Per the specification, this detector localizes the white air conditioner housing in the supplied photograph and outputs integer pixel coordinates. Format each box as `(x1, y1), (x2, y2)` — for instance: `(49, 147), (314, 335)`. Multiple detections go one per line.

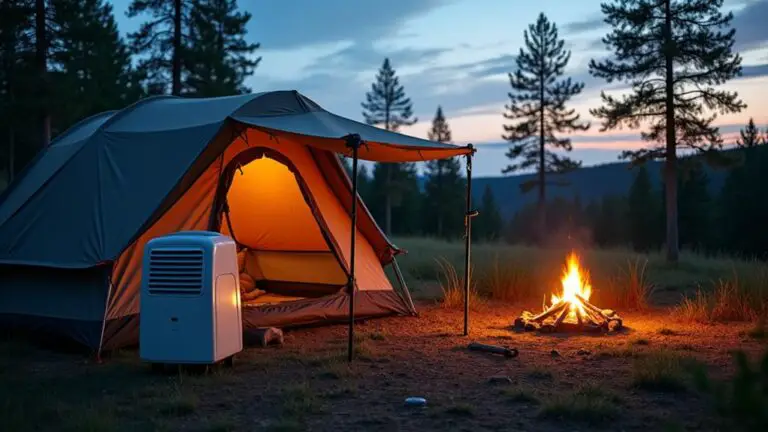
(139, 231), (243, 365)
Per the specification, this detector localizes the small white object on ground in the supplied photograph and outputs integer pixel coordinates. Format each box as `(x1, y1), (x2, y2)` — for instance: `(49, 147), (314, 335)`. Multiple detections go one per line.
(405, 397), (427, 407)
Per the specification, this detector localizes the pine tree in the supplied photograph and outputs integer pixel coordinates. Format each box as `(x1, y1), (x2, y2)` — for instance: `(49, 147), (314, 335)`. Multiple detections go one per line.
(51, 0), (144, 133)
(422, 106), (465, 239)
(340, 156), (372, 201)
(0, 0), (34, 183)
(502, 13), (590, 243)
(736, 118), (763, 148)
(476, 185), (503, 242)
(717, 147), (768, 257)
(627, 165), (659, 251)
(677, 160), (711, 251)
(594, 195), (628, 247)
(361, 58), (418, 235)
(184, 0), (260, 96)
(367, 161), (421, 236)
(34, 0), (51, 149)
(127, 0), (193, 95)
(589, 0), (746, 263)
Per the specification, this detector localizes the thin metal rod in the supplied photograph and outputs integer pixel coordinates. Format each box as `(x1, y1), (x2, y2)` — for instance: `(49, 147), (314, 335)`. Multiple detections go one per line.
(96, 262), (117, 363)
(462, 144), (475, 336)
(346, 136), (361, 362)
(392, 257), (417, 315)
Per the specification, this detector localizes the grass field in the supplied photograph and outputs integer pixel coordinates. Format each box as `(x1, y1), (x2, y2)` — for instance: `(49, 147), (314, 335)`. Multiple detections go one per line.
(392, 237), (768, 321)
(2, 239), (768, 431)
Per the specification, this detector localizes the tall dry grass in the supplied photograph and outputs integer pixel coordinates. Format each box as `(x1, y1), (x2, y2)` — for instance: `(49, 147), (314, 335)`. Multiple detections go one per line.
(674, 267), (768, 322)
(434, 258), (483, 310)
(391, 237), (768, 320)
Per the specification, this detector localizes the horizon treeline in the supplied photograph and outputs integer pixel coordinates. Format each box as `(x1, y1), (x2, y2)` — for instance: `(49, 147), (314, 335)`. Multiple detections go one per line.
(0, 0), (260, 182)
(506, 134), (768, 260)
(2, 1), (767, 263)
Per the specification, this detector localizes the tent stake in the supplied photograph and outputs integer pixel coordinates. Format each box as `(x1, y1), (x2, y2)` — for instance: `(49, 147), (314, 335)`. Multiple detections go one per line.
(345, 134), (363, 362)
(463, 144), (477, 336)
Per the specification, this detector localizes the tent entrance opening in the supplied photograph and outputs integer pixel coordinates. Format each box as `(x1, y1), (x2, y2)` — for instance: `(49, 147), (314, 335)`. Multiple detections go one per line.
(219, 154), (347, 306)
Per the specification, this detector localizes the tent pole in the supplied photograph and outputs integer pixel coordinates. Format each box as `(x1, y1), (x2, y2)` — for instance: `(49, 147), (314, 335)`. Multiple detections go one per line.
(345, 134), (363, 362)
(392, 257), (417, 315)
(463, 144), (476, 336)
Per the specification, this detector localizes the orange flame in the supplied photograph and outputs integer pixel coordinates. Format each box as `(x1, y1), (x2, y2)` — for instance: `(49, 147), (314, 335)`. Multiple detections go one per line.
(550, 252), (592, 321)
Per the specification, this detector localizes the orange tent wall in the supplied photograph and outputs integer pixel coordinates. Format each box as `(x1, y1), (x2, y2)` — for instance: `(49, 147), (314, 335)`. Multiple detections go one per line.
(107, 127), (395, 326)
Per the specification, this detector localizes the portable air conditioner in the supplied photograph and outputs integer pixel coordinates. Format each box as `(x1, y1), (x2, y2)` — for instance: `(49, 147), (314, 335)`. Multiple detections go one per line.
(139, 231), (243, 365)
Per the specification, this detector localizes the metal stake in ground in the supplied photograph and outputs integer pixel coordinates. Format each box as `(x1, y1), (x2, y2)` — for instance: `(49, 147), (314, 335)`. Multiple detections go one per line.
(345, 134), (363, 362)
(462, 144), (477, 336)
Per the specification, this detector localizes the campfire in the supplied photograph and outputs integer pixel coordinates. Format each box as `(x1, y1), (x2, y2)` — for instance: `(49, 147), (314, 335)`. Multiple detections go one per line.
(514, 252), (623, 333)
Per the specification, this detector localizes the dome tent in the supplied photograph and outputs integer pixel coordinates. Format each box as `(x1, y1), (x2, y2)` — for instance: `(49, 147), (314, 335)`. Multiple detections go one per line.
(0, 91), (473, 352)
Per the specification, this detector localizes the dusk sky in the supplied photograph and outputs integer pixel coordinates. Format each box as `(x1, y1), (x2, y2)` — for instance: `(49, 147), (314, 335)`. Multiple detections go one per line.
(111, 0), (768, 177)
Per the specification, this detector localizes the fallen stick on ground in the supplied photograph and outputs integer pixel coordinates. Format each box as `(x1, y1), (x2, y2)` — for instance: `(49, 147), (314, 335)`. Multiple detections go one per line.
(467, 342), (519, 358)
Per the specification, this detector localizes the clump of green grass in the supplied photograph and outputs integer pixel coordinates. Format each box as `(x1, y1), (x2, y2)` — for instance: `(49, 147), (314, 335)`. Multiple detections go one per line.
(281, 382), (320, 418)
(675, 269), (768, 323)
(436, 258), (483, 310)
(157, 381), (199, 417)
(538, 383), (621, 425)
(632, 350), (701, 393)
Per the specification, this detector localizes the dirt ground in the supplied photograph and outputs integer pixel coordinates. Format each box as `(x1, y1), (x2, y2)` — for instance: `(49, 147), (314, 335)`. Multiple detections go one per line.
(2, 302), (766, 431)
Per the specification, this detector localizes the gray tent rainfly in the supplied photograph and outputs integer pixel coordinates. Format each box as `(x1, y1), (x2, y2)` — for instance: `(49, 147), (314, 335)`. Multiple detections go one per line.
(0, 91), (475, 352)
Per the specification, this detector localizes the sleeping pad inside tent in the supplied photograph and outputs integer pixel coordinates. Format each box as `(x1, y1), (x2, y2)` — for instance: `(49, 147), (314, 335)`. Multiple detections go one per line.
(0, 91), (472, 351)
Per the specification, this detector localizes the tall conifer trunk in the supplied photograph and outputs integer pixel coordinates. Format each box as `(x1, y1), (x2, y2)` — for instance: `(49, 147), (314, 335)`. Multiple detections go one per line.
(663, 0), (678, 262)
(35, 0), (50, 148)
(172, 0), (182, 95)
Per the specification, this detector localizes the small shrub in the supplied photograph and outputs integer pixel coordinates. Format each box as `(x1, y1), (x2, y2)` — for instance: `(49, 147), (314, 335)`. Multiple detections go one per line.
(632, 350), (699, 393)
(630, 338), (650, 346)
(658, 328), (677, 336)
(538, 383), (620, 425)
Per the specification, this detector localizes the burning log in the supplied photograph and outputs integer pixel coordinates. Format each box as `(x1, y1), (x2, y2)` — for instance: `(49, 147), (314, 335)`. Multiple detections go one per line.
(513, 252), (624, 334)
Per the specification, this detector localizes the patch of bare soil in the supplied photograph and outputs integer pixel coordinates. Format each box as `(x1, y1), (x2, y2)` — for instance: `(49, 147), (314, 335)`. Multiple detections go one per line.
(2, 302), (766, 431)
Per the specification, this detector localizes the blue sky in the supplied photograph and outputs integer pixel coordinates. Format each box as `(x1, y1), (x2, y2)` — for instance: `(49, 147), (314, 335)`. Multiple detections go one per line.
(111, 0), (768, 177)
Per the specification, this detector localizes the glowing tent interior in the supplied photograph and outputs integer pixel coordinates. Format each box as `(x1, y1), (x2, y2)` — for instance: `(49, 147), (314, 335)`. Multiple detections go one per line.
(0, 91), (474, 353)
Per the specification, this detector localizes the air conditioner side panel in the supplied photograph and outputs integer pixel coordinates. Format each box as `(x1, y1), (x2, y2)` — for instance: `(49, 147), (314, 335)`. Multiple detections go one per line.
(213, 273), (243, 361)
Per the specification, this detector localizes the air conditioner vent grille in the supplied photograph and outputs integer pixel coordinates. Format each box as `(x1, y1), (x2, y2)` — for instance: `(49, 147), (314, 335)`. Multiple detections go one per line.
(148, 248), (204, 295)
